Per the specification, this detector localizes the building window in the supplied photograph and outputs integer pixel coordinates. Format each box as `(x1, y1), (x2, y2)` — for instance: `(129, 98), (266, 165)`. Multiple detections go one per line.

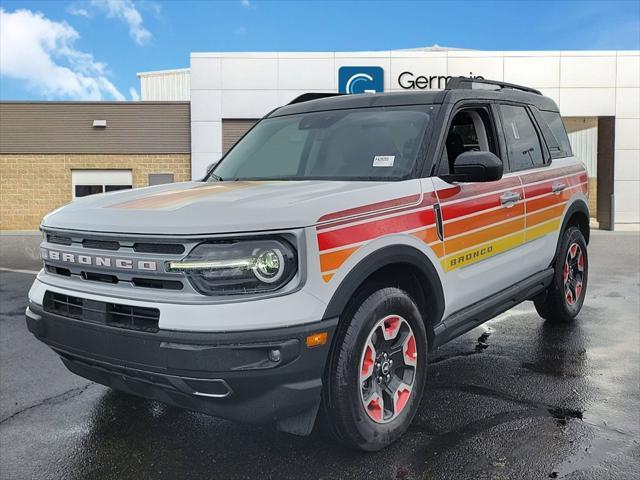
(148, 173), (174, 186)
(72, 170), (133, 199)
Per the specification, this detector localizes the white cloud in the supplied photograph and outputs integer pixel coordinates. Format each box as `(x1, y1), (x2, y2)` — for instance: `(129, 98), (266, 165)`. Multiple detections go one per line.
(0, 8), (125, 100)
(90, 0), (151, 45)
(67, 5), (91, 17)
(129, 86), (140, 101)
(240, 0), (251, 8)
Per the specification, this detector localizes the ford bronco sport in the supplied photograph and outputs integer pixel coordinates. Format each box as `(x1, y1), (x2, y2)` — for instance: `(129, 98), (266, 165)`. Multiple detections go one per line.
(26, 77), (589, 451)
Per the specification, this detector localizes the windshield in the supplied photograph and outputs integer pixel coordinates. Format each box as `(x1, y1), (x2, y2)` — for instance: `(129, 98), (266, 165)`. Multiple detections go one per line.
(210, 105), (438, 181)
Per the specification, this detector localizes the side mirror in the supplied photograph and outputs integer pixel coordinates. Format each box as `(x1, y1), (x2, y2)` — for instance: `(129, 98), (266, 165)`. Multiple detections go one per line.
(441, 151), (503, 183)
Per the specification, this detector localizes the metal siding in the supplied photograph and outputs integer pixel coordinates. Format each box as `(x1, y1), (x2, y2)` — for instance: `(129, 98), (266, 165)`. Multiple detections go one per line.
(139, 69), (190, 101)
(0, 102), (190, 154)
(222, 119), (258, 154)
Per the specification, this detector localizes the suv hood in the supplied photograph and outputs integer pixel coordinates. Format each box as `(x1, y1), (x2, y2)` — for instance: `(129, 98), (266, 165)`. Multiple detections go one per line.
(42, 180), (421, 235)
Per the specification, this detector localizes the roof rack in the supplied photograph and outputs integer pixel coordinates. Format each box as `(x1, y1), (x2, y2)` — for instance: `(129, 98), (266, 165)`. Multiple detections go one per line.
(287, 93), (345, 105)
(446, 77), (542, 95)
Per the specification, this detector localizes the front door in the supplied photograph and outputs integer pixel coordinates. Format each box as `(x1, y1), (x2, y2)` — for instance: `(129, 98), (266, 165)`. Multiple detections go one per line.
(431, 105), (528, 315)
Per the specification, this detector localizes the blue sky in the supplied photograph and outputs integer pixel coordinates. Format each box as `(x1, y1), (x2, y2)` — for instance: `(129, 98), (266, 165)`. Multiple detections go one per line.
(1, 0), (639, 101)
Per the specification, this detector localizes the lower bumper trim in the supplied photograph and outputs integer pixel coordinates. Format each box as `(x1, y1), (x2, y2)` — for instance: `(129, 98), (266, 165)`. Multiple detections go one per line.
(26, 303), (338, 425)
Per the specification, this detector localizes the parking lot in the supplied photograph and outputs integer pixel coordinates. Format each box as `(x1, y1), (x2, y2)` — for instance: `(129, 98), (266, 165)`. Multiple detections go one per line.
(1, 231), (638, 480)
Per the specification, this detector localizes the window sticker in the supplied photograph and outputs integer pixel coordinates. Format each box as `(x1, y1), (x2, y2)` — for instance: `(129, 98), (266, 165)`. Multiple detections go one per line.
(373, 155), (395, 167)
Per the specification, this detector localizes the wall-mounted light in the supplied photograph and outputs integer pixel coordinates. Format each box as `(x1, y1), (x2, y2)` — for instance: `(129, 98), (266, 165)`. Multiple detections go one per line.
(92, 119), (107, 128)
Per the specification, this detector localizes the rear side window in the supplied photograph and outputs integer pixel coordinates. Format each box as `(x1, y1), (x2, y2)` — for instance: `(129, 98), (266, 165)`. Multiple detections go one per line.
(540, 110), (573, 158)
(499, 105), (545, 171)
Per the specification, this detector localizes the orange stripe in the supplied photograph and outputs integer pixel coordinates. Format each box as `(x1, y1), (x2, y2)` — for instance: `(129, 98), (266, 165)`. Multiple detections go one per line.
(527, 204), (565, 227)
(444, 203), (525, 237)
(526, 193), (564, 213)
(322, 274), (334, 282)
(430, 242), (445, 258)
(444, 217), (524, 255)
(411, 226), (439, 244)
(320, 247), (359, 272)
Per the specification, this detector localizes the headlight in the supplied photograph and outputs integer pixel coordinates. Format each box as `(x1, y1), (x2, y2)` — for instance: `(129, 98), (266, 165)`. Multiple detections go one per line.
(167, 238), (297, 296)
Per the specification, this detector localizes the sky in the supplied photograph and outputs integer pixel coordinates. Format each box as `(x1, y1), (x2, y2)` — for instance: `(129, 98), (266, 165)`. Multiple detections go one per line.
(1, 0), (639, 101)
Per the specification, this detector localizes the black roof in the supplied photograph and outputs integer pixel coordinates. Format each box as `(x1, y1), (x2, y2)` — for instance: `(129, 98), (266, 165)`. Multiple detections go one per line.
(269, 86), (559, 118)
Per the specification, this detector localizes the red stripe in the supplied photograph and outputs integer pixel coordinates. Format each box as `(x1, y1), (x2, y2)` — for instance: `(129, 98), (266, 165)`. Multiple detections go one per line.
(317, 193), (436, 231)
(318, 208), (436, 251)
(317, 194), (421, 223)
(440, 189), (523, 221)
(437, 177), (521, 202)
(523, 172), (587, 199)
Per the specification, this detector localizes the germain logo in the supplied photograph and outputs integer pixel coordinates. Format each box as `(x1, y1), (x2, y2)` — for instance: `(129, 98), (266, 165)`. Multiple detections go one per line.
(398, 72), (485, 90)
(338, 66), (384, 94)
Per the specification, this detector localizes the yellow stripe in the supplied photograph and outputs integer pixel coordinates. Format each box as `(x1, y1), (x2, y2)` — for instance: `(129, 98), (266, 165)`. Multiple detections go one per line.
(441, 231), (525, 272)
(526, 217), (562, 242)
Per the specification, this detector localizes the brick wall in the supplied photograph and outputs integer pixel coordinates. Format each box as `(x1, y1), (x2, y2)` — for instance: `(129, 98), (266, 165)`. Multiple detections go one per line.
(0, 154), (190, 231)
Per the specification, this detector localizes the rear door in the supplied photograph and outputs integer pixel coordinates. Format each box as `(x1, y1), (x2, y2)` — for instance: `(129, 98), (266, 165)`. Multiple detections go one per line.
(498, 103), (566, 277)
(431, 103), (527, 315)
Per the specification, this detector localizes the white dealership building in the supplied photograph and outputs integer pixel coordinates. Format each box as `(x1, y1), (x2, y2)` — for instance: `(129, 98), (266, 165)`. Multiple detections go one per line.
(138, 46), (640, 229)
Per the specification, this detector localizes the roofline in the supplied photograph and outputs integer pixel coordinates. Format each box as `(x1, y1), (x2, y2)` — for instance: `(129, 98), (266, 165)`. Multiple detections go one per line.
(0, 101), (190, 105)
(137, 68), (190, 77)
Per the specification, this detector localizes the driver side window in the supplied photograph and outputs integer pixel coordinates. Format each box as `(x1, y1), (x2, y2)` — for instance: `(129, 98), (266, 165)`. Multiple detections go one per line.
(439, 107), (498, 175)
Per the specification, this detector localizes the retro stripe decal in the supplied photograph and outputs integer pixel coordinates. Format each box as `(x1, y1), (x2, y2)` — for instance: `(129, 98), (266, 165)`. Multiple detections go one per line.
(109, 182), (260, 210)
(316, 165), (588, 281)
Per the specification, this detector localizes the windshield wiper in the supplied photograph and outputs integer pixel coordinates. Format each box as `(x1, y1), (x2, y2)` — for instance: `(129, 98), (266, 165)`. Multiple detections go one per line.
(208, 173), (224, 182)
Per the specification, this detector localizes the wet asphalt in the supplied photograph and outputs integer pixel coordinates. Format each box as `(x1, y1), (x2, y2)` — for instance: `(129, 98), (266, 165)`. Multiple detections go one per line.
(1, 231), (638, 480)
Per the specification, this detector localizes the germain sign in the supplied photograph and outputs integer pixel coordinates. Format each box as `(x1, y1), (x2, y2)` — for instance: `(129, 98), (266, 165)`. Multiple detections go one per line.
(397, 72), (485, 90)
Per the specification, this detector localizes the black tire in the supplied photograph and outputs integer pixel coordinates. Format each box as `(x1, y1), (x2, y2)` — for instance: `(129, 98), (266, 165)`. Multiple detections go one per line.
(320, 286), (428, 451)
(534, 226), (588, 323)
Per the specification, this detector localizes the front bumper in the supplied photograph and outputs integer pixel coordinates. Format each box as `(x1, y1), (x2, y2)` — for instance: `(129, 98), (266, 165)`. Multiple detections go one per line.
(26, 303), (337, 428)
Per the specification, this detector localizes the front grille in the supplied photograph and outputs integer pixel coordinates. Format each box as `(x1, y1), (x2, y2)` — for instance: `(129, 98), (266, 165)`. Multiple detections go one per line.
(82, 239), (120, 251)
(48, 234), (72, 246)
(134, 243), (185, 254)
(44, 291), (160, 332)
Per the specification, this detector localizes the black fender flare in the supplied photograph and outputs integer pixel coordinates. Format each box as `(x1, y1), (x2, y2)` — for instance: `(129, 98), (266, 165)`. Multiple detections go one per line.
(322, 244), (445, 324)
(558, 198), (590, 246)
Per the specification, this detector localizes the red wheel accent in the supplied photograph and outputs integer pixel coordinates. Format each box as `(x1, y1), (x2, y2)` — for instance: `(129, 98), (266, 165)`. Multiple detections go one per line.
(366, 394), (383, 422)
(383, 316), (401, 340)
(394, 385), (411, 415)
(361, 343), (375, 380)
(563, 261), (569, 283)
(566, 289), (574, 305)
(577, 252), (584, 271)
(569, 243), (578, 257)
(403, 334), (417, 366)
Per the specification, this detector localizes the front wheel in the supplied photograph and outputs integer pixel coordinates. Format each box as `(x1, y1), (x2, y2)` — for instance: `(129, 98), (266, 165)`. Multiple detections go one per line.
(535, 226), (588, 323)
(320, 287), (427, 451)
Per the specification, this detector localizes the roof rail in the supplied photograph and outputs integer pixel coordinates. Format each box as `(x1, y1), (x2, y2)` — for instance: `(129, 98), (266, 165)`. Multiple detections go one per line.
(287, 92), (345, 105)
(446, 77), (542, 95)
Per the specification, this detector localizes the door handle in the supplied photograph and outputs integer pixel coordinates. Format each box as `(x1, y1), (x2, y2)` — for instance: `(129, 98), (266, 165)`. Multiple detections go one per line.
(500, 191), (521, 208)
(552, 183), (567, 195)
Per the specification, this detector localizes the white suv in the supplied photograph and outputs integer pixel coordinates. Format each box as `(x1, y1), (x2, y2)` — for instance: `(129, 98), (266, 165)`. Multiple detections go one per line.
(27, 78), (589, 451)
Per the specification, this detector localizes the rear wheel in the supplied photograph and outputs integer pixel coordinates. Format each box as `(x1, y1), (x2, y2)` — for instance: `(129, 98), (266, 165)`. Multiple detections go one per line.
(320, 287), (427, 451)
(535, 226), (588, 323)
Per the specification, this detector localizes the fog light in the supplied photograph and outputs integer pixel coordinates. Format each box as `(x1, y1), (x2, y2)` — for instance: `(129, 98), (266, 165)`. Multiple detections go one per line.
(268, 349), (281, 362)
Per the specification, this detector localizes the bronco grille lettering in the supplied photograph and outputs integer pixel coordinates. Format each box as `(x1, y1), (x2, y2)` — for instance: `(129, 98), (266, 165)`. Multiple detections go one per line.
(42, 248), (158, 272)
